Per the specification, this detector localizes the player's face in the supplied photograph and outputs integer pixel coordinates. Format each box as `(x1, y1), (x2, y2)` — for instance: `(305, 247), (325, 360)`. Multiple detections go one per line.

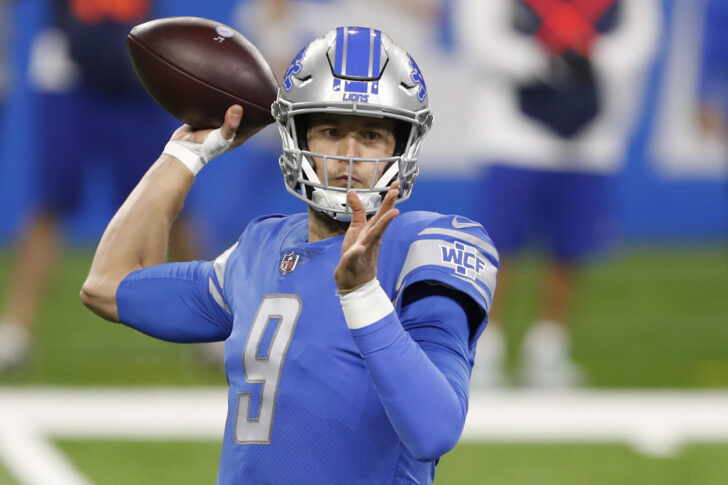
(306, 114), (397, 189)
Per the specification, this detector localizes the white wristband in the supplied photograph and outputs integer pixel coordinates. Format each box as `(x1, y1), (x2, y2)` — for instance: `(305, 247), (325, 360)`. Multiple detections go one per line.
(162, 126), (234, 176)
(339, 279), (394, 330)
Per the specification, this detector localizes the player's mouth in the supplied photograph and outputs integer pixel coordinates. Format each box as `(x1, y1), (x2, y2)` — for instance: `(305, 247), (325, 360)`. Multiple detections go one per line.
(330, 174), (365, 188)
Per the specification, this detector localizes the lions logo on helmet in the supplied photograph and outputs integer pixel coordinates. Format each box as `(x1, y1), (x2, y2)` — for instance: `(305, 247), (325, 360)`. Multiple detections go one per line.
(282, 47), (306, 93)
(271, 26), (433, 221)
(408, 55), (428, 103)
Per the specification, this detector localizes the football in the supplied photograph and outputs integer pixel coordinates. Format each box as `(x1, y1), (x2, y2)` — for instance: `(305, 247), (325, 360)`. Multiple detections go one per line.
(127, 16), (278, 136)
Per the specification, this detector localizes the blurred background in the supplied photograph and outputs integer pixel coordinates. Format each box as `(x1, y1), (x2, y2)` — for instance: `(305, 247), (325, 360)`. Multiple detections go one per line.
(0, 0), (726, 484)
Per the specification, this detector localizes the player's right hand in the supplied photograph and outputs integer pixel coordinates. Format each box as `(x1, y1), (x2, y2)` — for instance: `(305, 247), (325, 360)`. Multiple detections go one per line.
(170, 104), (246, 144)
(163, 105), (251, 175)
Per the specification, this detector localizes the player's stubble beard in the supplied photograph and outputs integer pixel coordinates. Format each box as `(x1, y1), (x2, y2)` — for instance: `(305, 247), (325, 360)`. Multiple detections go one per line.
(308, 206), (350, 238)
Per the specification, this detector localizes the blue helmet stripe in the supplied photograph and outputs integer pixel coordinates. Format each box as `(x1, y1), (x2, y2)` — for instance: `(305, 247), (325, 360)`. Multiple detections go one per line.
(344, 27), (371, 78)
(334, 27), (345, 76)
(371, 29), (382, 78)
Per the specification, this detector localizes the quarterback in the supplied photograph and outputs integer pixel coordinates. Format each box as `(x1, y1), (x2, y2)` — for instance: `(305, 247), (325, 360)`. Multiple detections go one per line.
(81, 27), (498, 484)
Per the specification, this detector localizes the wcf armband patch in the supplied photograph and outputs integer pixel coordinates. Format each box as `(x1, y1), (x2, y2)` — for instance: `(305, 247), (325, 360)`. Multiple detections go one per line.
(439, 241), (487, 280)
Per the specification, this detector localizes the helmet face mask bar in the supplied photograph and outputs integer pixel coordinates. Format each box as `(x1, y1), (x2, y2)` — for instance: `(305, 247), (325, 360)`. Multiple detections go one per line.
(272, 27), (433, 221)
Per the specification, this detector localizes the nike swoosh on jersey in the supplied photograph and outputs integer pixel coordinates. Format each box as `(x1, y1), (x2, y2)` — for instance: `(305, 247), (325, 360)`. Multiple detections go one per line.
(451, 216), (481, 229)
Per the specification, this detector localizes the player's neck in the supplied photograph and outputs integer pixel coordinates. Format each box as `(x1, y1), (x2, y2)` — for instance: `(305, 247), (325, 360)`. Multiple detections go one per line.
(307, 208), (348, 242)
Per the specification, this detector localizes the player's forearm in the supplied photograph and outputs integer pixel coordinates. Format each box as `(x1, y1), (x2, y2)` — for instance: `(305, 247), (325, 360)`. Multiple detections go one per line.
(81, 155), (194, 321)
(351, 311), (468, 461)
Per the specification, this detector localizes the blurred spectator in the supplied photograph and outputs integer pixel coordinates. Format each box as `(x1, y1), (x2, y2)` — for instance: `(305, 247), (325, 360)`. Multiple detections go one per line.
(697, 0), (728, 144)
(455, 0), (660, 387)
(0, 0), (200, 374)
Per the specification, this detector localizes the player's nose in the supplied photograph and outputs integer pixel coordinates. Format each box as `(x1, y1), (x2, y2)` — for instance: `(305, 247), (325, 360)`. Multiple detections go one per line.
(338, 132), (362, 159)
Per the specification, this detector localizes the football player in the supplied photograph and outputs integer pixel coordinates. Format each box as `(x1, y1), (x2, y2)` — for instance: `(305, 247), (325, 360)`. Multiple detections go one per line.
(81, 27), (498, 484)
(455, 0), (660, 388)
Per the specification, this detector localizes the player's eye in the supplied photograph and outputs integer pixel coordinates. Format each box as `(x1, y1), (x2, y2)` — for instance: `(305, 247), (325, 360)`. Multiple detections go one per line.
(364, 130), (382, 141)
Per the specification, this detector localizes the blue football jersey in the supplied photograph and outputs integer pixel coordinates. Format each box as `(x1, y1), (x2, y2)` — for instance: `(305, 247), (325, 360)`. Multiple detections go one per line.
(206, 210), (498, 484)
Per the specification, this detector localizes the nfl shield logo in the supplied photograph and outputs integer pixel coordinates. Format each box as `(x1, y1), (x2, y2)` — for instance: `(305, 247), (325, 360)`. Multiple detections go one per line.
(279, 252), (299, 274)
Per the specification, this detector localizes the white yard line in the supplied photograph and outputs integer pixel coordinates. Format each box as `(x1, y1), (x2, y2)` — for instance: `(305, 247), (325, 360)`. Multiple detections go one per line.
(0, 416), (93, 485)
(2, 388), (728, 484)
(0, 388), (228, 439)
(464, 390), (728, 456)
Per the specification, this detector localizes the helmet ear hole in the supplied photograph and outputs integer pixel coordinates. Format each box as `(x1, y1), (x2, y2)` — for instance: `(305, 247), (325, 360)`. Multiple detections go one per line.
(394, 121), (411, 156)
(294, 114), (311, 151)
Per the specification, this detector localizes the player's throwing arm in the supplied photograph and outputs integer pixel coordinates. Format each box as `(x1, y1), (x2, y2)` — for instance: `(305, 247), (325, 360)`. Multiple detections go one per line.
(80, 106), (244, 322)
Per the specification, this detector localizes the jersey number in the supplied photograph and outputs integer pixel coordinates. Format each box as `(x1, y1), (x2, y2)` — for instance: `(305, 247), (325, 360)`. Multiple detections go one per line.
(235, 295), (302, 444)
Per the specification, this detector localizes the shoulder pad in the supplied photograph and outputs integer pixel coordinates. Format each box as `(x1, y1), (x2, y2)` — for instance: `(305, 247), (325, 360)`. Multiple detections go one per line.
(387, 212), (499, 312)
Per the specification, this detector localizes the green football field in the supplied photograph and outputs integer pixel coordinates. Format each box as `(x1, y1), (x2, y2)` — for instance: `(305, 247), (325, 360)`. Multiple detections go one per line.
(0, 440), (725, 485)
(1, 244), (727, 484)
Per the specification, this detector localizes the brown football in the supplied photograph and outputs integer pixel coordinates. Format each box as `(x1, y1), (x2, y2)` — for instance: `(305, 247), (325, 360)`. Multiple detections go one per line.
(127, 16), (278, 136)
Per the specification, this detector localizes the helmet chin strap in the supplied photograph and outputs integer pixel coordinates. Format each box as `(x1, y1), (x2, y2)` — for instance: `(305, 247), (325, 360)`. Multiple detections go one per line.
(311, 188), (381, 221)
(375, 162), (399, 189)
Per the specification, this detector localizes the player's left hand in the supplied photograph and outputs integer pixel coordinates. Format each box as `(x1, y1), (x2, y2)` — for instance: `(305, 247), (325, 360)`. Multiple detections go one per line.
(334, 181), (400, 293)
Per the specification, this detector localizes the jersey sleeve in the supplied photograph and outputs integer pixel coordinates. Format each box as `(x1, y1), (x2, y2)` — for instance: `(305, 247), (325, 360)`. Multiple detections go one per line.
(391, 215), (499, 327)
(116, 243), (238, 343)
(350, 284), (473, 461)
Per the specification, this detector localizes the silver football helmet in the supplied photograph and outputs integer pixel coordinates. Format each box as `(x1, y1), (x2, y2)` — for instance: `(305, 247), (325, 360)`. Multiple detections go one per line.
(272, 26), (433, 221)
